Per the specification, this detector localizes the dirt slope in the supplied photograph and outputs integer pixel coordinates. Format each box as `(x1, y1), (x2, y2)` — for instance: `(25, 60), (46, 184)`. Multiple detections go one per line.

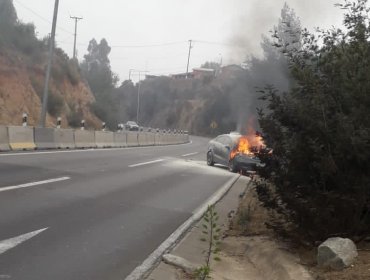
(0, 50), (101, 128)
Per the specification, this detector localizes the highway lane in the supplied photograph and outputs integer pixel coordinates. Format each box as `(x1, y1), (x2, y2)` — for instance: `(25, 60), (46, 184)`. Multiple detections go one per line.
(0, 136), (234, 280)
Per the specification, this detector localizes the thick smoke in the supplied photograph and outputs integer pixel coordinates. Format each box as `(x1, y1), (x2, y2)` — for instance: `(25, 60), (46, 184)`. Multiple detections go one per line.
(225, 0), (343, 132)
(227, 0), (342, 63)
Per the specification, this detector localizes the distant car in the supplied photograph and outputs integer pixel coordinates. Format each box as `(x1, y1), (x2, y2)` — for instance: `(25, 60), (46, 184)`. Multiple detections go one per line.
(206, 133), (261, 173)
(117, 123), (124, 131)
(125, 121), (139, 131)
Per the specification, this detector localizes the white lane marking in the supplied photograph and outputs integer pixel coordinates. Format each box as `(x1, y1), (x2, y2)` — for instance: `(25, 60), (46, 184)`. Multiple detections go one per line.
(0, 141), (194, 157)
(181, 152), (199, 157)
(129, 159), (164, 168)
(128, 159), (164, 167)
(0, 177), (70, 193)
(0, 228), (48, 255)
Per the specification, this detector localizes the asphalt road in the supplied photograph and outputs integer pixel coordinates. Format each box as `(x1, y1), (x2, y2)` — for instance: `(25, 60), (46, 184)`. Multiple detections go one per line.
(0, 136), (234, 280)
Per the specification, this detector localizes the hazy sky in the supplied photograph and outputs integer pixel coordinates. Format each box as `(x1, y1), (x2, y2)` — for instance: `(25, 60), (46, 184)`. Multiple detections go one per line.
(13, 0), (345, 83)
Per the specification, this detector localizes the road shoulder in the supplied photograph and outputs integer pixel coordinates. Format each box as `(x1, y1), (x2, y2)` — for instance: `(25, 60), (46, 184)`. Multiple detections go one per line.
(147, 176), (313, 280)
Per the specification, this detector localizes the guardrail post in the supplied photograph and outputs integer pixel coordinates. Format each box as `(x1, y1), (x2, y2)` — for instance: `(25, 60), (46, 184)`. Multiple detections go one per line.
(80, 120), (85, 131)
(22, 113), (28, 127)
(57, 117), (61, 129)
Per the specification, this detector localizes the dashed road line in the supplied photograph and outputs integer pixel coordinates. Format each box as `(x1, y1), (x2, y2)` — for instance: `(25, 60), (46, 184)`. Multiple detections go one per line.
(181, 152), (199, 157)
(0, 177), (71, 193)
(128, 159), (164, 168)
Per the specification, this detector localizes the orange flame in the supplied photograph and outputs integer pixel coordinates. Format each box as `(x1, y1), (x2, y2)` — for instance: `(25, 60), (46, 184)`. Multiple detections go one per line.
(230, 133), (264, 160)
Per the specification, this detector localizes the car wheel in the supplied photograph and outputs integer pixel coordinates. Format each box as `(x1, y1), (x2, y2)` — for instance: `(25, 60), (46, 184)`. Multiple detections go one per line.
(207, 151), (214, 166)
(228, 159), (238, 173)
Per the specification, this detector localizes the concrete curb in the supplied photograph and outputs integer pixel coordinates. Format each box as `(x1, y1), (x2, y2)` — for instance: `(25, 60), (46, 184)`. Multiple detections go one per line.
(125, 174), (240, 280)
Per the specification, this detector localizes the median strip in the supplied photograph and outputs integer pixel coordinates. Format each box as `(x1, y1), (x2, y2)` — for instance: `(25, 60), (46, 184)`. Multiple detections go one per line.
(128, 159), (164, 168)
(0, 177), (71, 193)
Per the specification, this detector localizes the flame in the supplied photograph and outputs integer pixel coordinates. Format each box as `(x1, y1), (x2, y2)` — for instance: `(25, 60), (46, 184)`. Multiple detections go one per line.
(230, 132), (265, 160)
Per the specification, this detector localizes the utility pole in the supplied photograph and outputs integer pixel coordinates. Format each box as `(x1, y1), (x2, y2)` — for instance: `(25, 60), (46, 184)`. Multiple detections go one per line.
(70, 16), (83, 60)
(39, 0), (59, 127)
(186, 39), (193, 78)
(129, 69), (149, 125)
(136, 72), (141, 125)
(128, 69), (134, 81)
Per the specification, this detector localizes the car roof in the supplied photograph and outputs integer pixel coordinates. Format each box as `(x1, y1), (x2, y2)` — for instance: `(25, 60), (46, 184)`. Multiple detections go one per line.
(215, 133), (241, 141)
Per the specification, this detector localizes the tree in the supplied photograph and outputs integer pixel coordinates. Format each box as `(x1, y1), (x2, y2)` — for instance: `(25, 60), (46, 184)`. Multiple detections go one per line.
(80, 38), (121, 128)
(257, 0), (370, 242)
(81, 38), (118, 95)
(0, 0), (17, 28)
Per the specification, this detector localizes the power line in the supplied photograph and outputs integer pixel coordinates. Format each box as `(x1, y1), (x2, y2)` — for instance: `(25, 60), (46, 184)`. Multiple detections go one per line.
(56, 40), (188, 49)
(146, 66), (186, 72)
(14, 0), (74, 36)
(194, 40), (247, 49)
(110, 41), (187, 48)
(109, 52), (189, 61)
(193, 40), (233, 46)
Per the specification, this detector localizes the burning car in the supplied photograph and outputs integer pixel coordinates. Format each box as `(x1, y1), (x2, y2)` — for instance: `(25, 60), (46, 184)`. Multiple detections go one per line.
(206, 132), (264, 173)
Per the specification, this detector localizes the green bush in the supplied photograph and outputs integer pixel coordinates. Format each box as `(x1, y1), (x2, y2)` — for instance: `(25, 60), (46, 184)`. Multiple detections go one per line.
(12, 23), (39, 55)
(47, 92), (64, 117)
(67, 108), (82, 128)
(257, 0), (370, 242)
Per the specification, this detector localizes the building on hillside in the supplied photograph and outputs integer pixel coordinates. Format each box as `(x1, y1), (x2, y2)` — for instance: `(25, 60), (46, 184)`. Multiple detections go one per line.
(169, 67), (215, 80)
(145, 74), (161, 80)
(192, 67), (215, 79)
(220, 64), (244, 75)
(217, 64), (245, 81)
(170, 72), (194, 79)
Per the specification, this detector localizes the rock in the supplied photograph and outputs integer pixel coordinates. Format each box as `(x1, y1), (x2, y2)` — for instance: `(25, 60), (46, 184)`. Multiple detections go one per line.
(317, 237), (358, 270)
(162, 254), (197, 275)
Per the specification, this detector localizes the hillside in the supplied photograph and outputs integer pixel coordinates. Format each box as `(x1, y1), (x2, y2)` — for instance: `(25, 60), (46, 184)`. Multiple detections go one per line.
(0, 0), (101, 128)
(119, 66), (257, 136)
(0, 50), (101, 128)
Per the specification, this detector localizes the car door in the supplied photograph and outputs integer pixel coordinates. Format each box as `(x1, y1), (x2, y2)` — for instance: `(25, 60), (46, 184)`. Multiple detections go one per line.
(218, 136), (232, 165)
(212, 136), (224, 163)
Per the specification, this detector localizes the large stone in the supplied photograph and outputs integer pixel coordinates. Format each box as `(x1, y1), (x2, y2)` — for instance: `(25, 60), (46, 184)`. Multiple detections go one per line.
(317, 237), (358, 270)
(162, 254), (197, 275)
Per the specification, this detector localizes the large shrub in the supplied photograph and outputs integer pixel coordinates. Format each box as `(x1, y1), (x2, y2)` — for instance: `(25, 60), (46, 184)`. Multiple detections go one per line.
(257, 0), (370, 242)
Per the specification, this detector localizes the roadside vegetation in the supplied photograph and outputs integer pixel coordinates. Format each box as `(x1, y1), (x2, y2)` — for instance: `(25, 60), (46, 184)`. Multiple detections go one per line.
(194, 205), (222, 280)
(256, 0), (370, 244)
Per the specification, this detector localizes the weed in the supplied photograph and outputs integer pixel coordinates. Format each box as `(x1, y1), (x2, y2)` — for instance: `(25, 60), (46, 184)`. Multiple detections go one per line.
(195, 205), (222, 280)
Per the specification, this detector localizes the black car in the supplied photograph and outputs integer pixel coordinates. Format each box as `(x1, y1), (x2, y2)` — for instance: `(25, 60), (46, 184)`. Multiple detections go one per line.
(125, 121), (139, 131)
(206, 133), (261, 173)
